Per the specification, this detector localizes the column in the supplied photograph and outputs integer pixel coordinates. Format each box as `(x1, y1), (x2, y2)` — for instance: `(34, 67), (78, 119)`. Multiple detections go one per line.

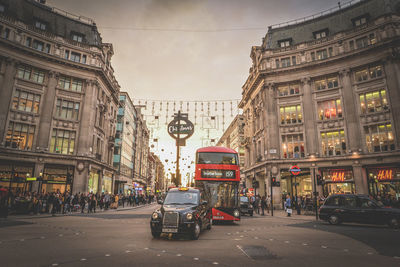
(353, 164), (368, 194)
(32, 162), (44, 193)
(383, 59), (400, 148)
(78, 80), (97, 155)
(265, 83), (279, 159)
(37, 71), (58, 150)
(301, 77), (318, 155)
(339, 69), (361, 152)
(72, 167), (87, 194)
(0, 58), (17, 142)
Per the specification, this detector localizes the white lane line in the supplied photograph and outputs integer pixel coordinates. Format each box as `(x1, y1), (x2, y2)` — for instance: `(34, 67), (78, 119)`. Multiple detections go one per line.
(321, 246), (328, 249)
(212, 262), (219, 265)
(51, 264), (58, 266)
(237, 245), (252, 260)
(269, 238), (274, 241)
(40, 236), (45, 239)
(240, 235), (244, 238)
(284, 241), (290, 244)
(144, 247), (149, 250)
(393, 256), (400, 259)
(302, 243), (308, 246)
(176, 254), (182, 257)
(80, 258), (87, 261)
(58, 234), (63, 237)
(367, 252), (373, 255)
(193, 258), (199, 261)
(343, 249), (349, 252)
(254, 237), (259, 240)
(234, 238), (242, 241)
(105, 254), (111, 257)
(125, 250), (131, 253)
(162, 250), (166, 253)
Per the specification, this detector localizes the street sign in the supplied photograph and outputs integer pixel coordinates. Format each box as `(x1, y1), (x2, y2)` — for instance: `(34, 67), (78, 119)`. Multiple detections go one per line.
(290, 165), (301, 176)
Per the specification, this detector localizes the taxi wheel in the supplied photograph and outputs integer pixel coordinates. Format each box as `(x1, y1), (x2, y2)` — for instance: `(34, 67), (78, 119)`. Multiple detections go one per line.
(206, 219), (212, 230)
(388, 218), (399, 229)
(328, 214), (340, 225)
(151, 230), (161, 238)
(191, 222), (201, 240)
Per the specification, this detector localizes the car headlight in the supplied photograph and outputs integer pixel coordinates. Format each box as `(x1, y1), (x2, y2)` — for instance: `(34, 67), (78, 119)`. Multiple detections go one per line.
(186, 213), (193, 220)
(233, 210), (240, 217)
(152, 212), (159, 219)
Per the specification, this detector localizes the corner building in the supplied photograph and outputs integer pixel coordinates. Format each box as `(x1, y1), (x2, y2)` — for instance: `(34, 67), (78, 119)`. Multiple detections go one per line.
(0, 0), (119, 194)
(239, 0), (400, 208)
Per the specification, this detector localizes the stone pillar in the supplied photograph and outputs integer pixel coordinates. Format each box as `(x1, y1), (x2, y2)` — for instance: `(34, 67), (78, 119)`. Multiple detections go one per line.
(339, 69), (361, 152)
(383, 59), (400, 148)
(37, 71), (58, 150)
(72, 163), (88, 194)
(77, 80), (97, 156)
(0, 58), (17, 142)
(32, 162), (44, 193)
(301, 77), (318, 155)
(265, 83), (279, 159)
(353, 164), (368, 194)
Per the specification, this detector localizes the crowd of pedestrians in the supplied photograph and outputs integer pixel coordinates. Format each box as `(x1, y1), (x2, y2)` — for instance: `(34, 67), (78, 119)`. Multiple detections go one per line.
(0, 185), (156, 218)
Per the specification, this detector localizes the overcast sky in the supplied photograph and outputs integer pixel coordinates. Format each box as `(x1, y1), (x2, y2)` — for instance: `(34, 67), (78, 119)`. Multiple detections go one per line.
(48, 0), (339, 101)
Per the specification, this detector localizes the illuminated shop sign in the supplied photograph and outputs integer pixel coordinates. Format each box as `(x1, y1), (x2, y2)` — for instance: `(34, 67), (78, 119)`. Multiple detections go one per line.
(323, 169), (353, 182)
(331, 171), (345, 182)
(377, 169), (393, 181)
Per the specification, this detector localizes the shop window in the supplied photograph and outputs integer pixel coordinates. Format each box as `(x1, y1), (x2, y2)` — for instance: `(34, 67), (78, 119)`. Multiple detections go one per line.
(280, 105), (302, 124)
(12, 89), (41, 114)
(281, 134), (304, 159)
(365, 123), (395, 153)
(64, 50), (70, 60)
(317, 99), (342, 120)
(359, 89), (388, 114)
(50, 129), (76, 154)
(5, 122), (35, 150)
(278, 84), (300, 96)
(17, 65), (45, 83)
(55, 99), (80, 120)
(45, 44), (51, 53)
(320, 130), (346, 156)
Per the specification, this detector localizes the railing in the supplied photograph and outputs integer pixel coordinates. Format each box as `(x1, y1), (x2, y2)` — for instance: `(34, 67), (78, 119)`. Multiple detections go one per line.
(269, 0), (363, 30)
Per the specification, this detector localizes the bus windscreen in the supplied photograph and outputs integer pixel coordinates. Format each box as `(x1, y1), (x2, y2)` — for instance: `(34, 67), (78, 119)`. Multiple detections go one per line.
(197, 152), (238, 165)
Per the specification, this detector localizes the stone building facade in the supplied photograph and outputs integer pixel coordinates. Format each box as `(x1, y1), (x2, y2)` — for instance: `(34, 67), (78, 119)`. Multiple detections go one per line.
(133, 106), (150, 188)
(0, 0), (119, 194)
(239, 0), (400, 207)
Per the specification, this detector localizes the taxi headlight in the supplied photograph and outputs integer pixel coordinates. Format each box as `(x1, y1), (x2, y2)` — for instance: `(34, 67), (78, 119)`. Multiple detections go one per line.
(233, 210), (240, 217)
(186, 213), (193, 220)
(152, 212), (159, 220)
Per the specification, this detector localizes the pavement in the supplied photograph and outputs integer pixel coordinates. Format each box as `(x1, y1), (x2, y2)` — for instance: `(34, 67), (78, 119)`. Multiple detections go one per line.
(1, 204), (399, 267)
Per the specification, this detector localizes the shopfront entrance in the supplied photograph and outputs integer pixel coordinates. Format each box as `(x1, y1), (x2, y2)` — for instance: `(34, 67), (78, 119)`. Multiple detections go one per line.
(280, 168), (312, 198)
(367, 166), (400, 201)
(320, 168), (355, 197)
(0, 161), (34, 194)
(41, 165), (73, 194)
(88, 170), (100, 194)
(102, 172), (113, 194)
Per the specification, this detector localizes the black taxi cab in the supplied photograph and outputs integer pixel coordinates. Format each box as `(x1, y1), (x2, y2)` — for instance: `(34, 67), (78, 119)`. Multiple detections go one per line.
(150, 187), (212, 240)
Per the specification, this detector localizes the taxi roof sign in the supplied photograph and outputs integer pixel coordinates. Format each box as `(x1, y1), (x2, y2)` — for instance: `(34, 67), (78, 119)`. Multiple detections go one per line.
(178, 187), (189, 191)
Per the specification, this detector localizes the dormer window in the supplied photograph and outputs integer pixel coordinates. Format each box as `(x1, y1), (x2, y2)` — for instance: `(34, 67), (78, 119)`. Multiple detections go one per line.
(34, 20), (47, 30)
(352, 14), (369, 27)
(278, 39), (292, 48)
(314, 29), (328, 40)
(71, 32), (84, 43)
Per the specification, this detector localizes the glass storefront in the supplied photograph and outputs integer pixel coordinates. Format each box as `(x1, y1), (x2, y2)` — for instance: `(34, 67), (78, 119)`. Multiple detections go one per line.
(41, 165), (73, 194)
(0, 162), (34, 194)
(368, 166), (400, 201)
(102, 174), (112, 194)
(88, 171), (99, 194)
(321, 168), (355, 197)
(280, 169), (313, 198)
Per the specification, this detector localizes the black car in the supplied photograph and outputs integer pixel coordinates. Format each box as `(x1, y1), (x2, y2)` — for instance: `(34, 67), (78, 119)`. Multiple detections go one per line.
(319, 194), (400, 228)
(150, 187), (212, 240)
(239, 196), (253, 216)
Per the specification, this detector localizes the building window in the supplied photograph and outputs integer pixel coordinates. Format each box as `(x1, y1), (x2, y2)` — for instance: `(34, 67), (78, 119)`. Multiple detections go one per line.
(314, 77), (338, 91)
(58, 75), (83, 92)
(50, 129), (76, 154)
(281, 57), (291, 68)
(352, 15), (368, 27)
(34, 20), (47, 30)
(316, 49), (328, 60)
(64, 50), (70, 60)
(5, 122), (35, 150)
(355, 69), (368, 82)
(328, 47), (333, 57)
(32, 40), (44, 51)
(369, 65), (383, 78)
(278, 84), (300, 96)
(12, 89), (41, 114)
(55, 99), (80, 120)
(2, 28), (9, 39)
(17, 65), (45, 83)
(311, 52), (315, 61)
(25, 37), (32, 47)
(321, 130), (346, 156)
(292, 56), (297, 66)
(282, 134), (304, 159)
(70, 52), (81, 63)
(349, 40), (354, 50)
(45, 44), (51, 53)
(359, 89), (388, 114)
(278, 39), (291, 48)
(280, 105), (302, 124)
(365, 124), (395, 153)
(82, 55), (87, 64)
(275, 59), (280, 68)
(317, 99), (342, 120)
(369, 33), (377, 45)
(314, 29), (328, 39)
(355, 65), (383, 82)
(356, 37), (368, 49)
(71, 32), (84, 43)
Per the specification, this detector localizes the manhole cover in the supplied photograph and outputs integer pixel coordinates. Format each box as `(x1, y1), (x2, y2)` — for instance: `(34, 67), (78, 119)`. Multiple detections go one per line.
(238, 245), (277, 260)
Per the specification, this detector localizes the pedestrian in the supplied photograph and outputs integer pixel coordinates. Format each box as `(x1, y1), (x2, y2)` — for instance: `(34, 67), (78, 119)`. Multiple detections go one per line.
(285, 194), (292, 217)
(80, 193), (86, 213)
(91, 195), (97, 213)
(261, 195), (267, 215)
(266, 195), (270, 214)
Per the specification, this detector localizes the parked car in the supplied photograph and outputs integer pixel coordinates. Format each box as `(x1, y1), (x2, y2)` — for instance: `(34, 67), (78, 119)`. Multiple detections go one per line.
(319, 194), (400, 228)
(150, 187), (212, 240)
(239, 196), (253, 216)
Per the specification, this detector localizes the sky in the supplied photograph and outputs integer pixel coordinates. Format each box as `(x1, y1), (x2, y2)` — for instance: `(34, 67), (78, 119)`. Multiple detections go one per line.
(47, 0), (342, 185)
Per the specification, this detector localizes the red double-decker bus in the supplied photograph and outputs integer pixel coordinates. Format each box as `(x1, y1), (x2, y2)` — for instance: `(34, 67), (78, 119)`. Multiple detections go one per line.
(195, 146), (240, 222)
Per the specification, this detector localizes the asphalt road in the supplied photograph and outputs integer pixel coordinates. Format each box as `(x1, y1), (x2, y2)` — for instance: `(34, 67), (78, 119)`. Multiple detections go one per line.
(1, 205), (399, 267)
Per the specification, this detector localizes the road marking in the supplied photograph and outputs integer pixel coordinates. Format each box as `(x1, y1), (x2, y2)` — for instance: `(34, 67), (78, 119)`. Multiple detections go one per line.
(105, 254), (111, 257)
(284, 241), (290, 244)
(20, 239), (24, 242)
(240, 235), (244, 238)
(162, 250), (166, 253)
(193, 258), (199, 261)
(75, 233), (80, 235)
(236, 245), (252, 260)
(393, 256), (400, 259)
(321, 246), (328, 249)
(58, 234), (63, 237)
(51, 264), (58, 266)
(212, 262), (219, 265)
(144, 248), (149, 250)
(367, 252), (373, 255)
(157, 254), (161, 257)
(40, 236), (45, 239)
(269, 239), (274, 241)
(80, 258), (86, 261)
(125, 250), (131, 253)
(254, 237), (259, 239)
(302, 243), (308, 246)
(176, 254), (182, 257)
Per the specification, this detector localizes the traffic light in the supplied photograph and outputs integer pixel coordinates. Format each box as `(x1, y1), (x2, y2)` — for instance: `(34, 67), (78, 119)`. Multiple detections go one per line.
(316, 174), (323, 185)
(271, 177), (276, 186)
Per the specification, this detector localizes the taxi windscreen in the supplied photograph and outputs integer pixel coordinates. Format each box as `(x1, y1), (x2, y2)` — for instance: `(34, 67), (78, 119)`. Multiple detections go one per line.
(164, 192), (199, 205)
